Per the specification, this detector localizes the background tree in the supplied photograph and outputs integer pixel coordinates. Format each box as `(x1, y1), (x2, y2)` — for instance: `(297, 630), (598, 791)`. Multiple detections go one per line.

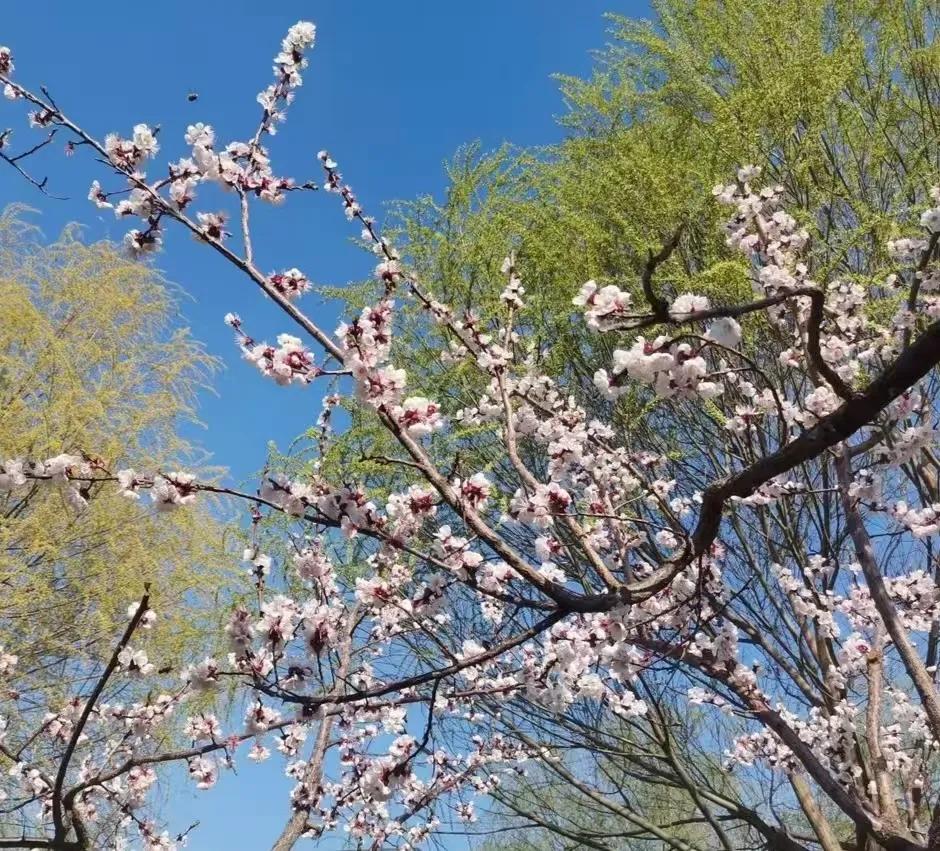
(334, 0), (940, 427)
(0, 209), (231, 833)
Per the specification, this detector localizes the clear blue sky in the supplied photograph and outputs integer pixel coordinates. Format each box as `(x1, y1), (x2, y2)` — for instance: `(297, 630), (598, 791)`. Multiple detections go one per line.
(1, 2), (649, 847)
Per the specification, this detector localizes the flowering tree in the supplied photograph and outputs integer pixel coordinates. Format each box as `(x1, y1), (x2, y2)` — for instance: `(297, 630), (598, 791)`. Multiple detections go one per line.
(2, 19), (940, 851)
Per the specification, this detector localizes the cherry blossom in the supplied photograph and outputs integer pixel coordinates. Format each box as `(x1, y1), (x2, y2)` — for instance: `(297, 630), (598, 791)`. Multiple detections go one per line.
(3, 19), (940, 851)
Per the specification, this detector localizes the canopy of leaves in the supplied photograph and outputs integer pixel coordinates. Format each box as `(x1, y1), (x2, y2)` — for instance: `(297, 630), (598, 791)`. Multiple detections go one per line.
(0, 208), (232, 716)
(311, 0), (937, 493)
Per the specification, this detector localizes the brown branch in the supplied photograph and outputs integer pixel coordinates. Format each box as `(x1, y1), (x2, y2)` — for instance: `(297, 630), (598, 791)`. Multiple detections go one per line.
(51, 591), (151, 842)
(270, 606), (358, 851)
(835, 452), (940, 741)
(257, 609), (563, 707)
(686, 314), (940, 573)
(641, 225), (685, 319)
(0, 128), (66, 199)
(903, 231), (940, 349)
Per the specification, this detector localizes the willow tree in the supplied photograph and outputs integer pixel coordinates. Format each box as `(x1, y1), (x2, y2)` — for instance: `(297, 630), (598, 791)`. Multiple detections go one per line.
(0, 209), (230, 799)
(330, 0), (940, 438)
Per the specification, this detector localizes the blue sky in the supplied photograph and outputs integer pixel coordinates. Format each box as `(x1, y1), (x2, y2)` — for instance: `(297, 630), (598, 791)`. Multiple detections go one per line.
(1, 0), (650, 486)
(1, 2), (649, 847)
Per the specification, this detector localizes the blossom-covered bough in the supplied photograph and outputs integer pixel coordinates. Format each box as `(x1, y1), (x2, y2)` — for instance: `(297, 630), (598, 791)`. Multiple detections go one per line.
(3, 22), (940, 851)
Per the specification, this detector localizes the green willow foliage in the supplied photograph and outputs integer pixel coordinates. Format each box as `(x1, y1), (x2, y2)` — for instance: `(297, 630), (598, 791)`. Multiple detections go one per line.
(310, 0), (939, 488)
(0, 210), (233, 718)
(0, 212), (236, 839)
